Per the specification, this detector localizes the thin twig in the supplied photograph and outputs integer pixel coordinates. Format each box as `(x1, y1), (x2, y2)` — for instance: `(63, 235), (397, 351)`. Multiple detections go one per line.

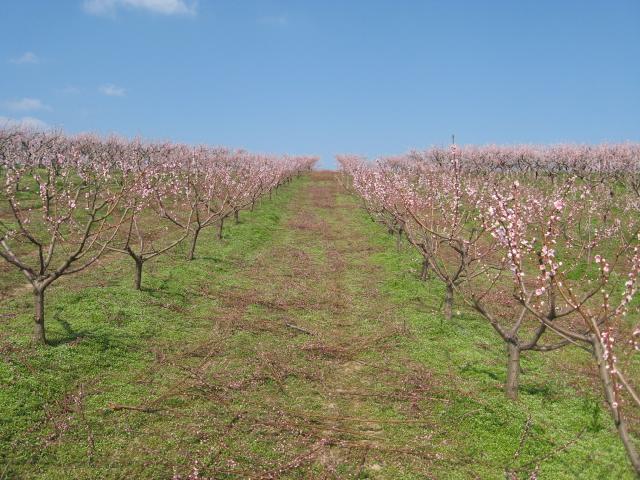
(285, 323), (315, 335)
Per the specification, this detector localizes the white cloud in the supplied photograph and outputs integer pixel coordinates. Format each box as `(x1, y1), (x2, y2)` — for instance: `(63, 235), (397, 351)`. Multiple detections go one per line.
(258, 14), (288, 26)
(0, 116), (49, 131)
(10, 52), (40, 64)
(4, 98), (52, 112)
(83, 0), (196, 16)
(99, 84), (126, 97)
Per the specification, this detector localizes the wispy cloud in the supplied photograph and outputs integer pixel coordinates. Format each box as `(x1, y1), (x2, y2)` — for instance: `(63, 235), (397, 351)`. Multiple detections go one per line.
(0, 116), (49, 130)
(59, 86), (82, 95)
(4, 98), (52, 112)
(10, 52), (40, 64)
(83, 0), (196, 16)
(258, 14), (288, 27)
(99, 84), (126, 97)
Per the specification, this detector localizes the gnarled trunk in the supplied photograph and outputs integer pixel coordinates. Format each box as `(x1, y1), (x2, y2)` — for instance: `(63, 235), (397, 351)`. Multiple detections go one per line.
(505, 342), (521, 400)
(234, 209), (240, 224)
(420, 258), (429, 281)
(134, 257), (144, 290)
(217, 217), (225, 240)
(126, 249), (145, 290)
(33, 286), (46, 345)
(187, 227), (200, 261)
(443, 283), (454, 320)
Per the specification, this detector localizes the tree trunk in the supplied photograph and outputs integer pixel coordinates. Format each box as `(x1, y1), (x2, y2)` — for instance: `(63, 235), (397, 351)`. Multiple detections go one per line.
(134, 257), (143, 290)
(33, 287), (46, 345)
(396, 228), (403, 252)
(505, 342), (521, 400)
(217, 217), (225, 240)
(187, 227), (200, 260)
(420, 258), (429, 281)
(234, 209), (240, 224)
(443, 283), (454, 320)
(593, 336), (640, 474)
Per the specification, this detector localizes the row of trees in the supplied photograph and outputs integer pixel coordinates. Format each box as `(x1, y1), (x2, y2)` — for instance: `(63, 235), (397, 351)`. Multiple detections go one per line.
(0, 128), (316, 345)
(338, 143), (640, 474)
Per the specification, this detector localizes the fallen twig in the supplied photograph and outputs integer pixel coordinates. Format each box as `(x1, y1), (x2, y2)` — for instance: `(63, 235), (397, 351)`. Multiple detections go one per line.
(285, 323), (315, 335)
(106, 402), (163, 414)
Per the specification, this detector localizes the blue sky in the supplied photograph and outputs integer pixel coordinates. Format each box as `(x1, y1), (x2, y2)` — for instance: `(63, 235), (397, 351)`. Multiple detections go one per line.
(1, 1), (638, 168)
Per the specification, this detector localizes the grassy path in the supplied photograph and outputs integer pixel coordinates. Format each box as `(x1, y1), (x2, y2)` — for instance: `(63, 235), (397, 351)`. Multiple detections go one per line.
(0, 173), (634, 479)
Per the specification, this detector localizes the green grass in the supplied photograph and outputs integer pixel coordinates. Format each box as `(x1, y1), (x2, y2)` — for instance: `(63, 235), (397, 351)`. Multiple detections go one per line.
(339, 191), (634, 479)
(0, 174), (636, 479)
(0, 180), (300, 479)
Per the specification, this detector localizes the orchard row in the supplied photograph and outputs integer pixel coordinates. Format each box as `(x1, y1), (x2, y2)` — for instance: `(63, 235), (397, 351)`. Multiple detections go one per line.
(0, 128), (317, 344)
(338, 143), (640, 474)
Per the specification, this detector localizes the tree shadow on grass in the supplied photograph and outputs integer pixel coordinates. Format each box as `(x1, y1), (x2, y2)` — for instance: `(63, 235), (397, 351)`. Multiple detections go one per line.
(46, 310), (84, 346)
(460, 361), (500, 381)
(521, 383), (554, 396)
(47, 309), (132, 350)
